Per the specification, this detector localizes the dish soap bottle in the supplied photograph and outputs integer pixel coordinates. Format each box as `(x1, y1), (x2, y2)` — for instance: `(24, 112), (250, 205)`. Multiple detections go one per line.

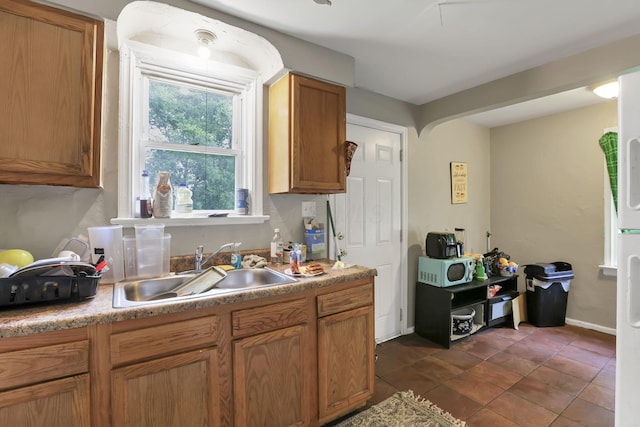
(231, 243), (242, 270)
(271, 228), (283, 265)
(175, 183), (193, 214)
(153, 171), (173, 218)
(139, 170), (153, 218)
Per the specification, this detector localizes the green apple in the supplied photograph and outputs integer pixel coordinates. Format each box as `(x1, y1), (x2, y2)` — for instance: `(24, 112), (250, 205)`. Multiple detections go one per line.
(0, 249), (34, 268)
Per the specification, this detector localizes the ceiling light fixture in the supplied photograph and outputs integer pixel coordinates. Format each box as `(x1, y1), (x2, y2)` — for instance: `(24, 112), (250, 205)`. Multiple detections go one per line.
(592, 81), (619, 99)
(313, 0), (332, 5)
(195, 29), (217, 59)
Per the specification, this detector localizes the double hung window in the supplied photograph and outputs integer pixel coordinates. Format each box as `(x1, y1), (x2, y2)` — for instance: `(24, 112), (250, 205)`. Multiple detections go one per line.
(117, 42), (263, 222)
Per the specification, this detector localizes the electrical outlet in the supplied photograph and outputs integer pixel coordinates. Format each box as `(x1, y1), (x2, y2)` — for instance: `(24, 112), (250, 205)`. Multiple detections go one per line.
(302, 201), (316, 217)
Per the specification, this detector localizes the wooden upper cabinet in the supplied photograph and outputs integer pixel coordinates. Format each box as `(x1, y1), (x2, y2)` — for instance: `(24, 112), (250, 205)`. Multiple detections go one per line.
(0, 0), (104, 187)
(269, 72), (346, 194)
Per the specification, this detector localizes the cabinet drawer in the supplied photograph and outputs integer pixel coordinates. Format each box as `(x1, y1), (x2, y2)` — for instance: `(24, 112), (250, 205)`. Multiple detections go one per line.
(317, 282), (373, 317)
(111, 316), (219, 366)
(232, 298), (308, 337)
(0, 340), (89, 391)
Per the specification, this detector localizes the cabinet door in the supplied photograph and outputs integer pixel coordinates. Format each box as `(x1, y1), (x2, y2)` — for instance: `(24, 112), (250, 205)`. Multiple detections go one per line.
(269, 73), (346, 194)
(0, 0), (103, 187)
(291, 74), (346, 193)
(318, 305), (375, 423)
(233, 324), (312, 427)
(112, 348), (220, 427)
(0, 374), (90, 427)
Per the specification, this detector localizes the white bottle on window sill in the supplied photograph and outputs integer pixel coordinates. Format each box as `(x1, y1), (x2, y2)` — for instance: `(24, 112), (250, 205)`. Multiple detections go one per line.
(175, 183), (193, 214)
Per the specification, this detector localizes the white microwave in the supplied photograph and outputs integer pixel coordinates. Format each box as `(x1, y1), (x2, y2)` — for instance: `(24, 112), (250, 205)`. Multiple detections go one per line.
(417, 256), (475, 287)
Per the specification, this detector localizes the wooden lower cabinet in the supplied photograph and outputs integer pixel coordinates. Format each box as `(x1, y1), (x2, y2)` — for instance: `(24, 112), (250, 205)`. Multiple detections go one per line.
(0, 328), (90, 427)
(233, 324), (311, 427)
(112, 348), (220, 427)
(316, 280), (375, 423)
(317, 305), (375, 424)
(0, 276), (376, 426)
(0, 374), (90, 427)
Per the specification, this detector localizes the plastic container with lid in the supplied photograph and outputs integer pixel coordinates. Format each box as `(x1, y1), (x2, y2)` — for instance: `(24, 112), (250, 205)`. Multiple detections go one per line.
(175, 183), (193, 214)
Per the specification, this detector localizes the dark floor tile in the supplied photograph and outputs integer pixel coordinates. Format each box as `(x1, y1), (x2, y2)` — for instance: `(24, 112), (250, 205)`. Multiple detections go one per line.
(560, 344), (611, 369)
(490, 323), (537, 340)
(423, 384), (483, 421)
(560, 398), (615, 427)
(487, 391), (558, 427)
(444, 374), (505, 405)
(579, 383), (615, 411)
(570, 334), (616, 358)
(521, 332), (568, 353)
(433, 348), (483, 370)
(527, 365), (589, 396)
(471, 328), (519, 350)
(543, 355), (601, 382)
(466, 408), (521, 427)
(505, 339), (556, 364)
(374, 350), (408, 377)
(377, 364), (439, 397)
(510, 376), (575, 414)
(365, 327), (616, 427)
(605, 356), (616, 369)
(454, 339), (501, 359)
(592, 362), (616, 391)
(465, 360), (523, 390)
(394, 333), (446, 352)
(531, 325), (579, 345)
(410, 355), (464, 383)
(368, 378), (398, 406)
(487, 351), (540, 376)
(374, 338), (437, 366)
(550, 415), (583, 426)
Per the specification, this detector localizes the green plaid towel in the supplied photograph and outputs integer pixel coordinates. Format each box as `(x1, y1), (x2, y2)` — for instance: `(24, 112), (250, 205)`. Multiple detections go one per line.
(599, 132), (618, 213)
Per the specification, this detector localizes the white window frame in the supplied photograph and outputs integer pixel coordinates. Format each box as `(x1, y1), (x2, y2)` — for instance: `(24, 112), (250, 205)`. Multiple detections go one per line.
(113, 41), (268, 226)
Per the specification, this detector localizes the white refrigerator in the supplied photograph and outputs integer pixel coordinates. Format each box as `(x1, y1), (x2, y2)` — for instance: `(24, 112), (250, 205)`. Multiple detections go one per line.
(616, 69), (640, 426)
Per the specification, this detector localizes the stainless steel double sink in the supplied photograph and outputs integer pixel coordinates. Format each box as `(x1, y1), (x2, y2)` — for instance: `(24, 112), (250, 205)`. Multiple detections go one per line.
(113, 268), (297, 308)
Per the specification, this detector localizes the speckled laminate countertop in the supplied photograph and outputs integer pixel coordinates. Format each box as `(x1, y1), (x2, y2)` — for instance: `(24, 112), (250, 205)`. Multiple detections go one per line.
(0, 261), (376, 339)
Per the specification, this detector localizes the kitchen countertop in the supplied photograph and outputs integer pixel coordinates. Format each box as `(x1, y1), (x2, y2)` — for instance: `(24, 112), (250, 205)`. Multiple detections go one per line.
(0, 261), (376, 339)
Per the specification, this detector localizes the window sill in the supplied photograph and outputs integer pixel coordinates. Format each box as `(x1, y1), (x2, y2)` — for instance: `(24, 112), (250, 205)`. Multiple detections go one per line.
(599, 264), (617, 278)
(111, 214), (270, 227)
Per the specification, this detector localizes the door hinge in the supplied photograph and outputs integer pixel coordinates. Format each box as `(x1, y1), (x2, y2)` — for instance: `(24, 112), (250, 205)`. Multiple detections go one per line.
(400, 308), (403, 321)
(400, 149), (403, 161)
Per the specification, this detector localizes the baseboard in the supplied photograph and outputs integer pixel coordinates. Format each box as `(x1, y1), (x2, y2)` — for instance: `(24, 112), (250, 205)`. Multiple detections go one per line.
(403, 321), (615, 338)
(565, 317), (616, 336)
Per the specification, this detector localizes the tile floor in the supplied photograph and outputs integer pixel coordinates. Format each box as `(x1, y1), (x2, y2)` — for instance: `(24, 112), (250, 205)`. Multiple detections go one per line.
(347, 323), (615, 426)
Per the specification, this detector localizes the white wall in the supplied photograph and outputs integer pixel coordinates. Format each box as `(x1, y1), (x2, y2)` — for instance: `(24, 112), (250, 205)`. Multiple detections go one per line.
(407, 119), (492, 325)
(490, 101), (618, 329)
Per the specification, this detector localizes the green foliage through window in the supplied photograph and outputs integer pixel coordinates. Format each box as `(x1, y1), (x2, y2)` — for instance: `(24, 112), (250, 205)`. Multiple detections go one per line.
(143, 78), (237, 210)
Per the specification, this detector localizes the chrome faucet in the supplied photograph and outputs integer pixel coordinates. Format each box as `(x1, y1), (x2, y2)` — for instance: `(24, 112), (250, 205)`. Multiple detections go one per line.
(194, 242), (239, 271)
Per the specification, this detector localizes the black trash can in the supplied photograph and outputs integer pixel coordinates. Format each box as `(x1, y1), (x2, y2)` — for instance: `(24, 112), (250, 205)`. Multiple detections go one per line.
(524, 262), (574, 327)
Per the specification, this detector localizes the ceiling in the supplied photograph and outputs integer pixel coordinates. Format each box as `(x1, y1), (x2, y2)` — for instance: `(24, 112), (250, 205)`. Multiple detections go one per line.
(191, 0), (640, 127)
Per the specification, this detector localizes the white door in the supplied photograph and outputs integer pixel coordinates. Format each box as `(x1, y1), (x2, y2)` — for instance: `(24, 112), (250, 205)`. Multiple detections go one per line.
(333, 114), (406, 343)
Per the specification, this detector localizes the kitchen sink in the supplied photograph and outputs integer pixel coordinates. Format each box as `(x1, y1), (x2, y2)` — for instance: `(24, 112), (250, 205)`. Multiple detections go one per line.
(113, 268), (297, 308)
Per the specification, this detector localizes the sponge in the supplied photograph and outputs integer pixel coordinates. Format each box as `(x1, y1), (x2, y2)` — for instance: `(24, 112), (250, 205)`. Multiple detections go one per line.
(216, 264), (235, 271)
